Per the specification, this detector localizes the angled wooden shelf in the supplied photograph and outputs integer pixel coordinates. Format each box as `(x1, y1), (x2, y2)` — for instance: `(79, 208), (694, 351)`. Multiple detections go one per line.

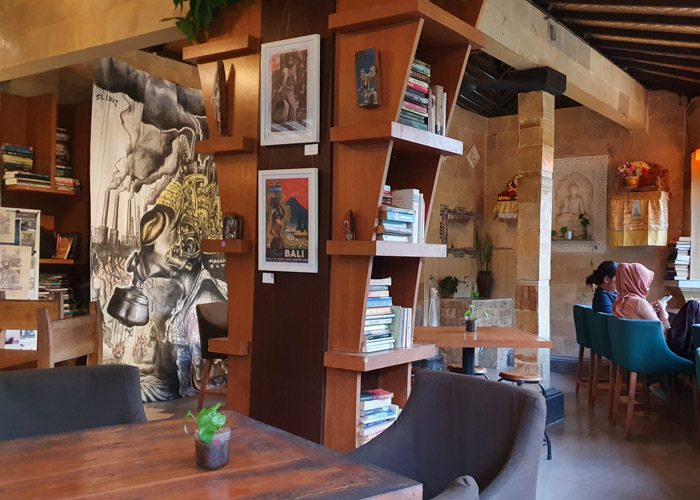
(201, 239), (253, 254)
(331, 122), (463, 156)
(195, 136), (256, 156)
(3, 184), (76, 196)
(324, 344), (437, 372)
(39, 258), (75, 265)
(182, 35), (260, 64)
(327, 240), (446, 258)
(208, 338), (250, 357)
(328, 0), (484, 49)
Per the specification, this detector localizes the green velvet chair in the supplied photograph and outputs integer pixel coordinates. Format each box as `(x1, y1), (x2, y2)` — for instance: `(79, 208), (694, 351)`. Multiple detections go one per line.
(572, 305), (592, 397)
(586, 310), (616, 418)
(608, 316), (694, 439)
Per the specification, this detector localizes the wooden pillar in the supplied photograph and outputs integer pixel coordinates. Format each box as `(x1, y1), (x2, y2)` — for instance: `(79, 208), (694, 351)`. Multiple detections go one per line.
(515, 91), (553, 385)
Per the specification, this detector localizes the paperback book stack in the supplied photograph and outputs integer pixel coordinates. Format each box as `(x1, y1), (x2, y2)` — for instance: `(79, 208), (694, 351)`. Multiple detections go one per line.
(3, 170), (51, 189)
(399, 58), (431, 131)
(364, 277), (396, 353)
(666, 237), (691, 280)
(358, 388), (399, 446)
(55, 127), (80, 192)
(55, 128), (71, 178)
(39, 272), (79, 317)
(1, 144), (33, 172)
(382, 184), (392, 206)
(391, 188), (425, 243)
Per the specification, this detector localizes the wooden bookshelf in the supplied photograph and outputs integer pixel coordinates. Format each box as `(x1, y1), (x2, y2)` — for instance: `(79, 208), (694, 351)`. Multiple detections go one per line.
(201, 239), (253, 254)
(39, 259), (76, 265)
(3, 184), (76, 196)
(183, 2), (261, 415)
(323, 0), (480, 452)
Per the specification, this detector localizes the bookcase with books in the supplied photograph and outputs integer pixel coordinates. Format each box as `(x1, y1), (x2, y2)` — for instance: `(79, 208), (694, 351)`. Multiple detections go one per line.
(324, 0), (483, 451)
(0, 93), (92, 313)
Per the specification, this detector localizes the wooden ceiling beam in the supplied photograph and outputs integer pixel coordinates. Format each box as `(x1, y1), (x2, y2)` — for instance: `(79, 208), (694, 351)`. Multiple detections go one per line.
(552, 11), (700, 26)
(603, 49), (700, 71)
(627, 68), (700, 94)
(610, 58), (700, 81)
(570, 25), (700, 44)
(596, 39), (700, 56)
(536, 0), (700, 7)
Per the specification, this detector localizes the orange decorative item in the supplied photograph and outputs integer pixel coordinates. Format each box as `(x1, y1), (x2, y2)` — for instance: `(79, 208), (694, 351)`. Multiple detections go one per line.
(623, 176), (640, 189)
(493, 174), (521, 221)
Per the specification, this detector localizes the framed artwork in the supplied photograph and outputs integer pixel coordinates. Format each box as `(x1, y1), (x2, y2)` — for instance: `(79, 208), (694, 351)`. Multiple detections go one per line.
(258, 168), (318, 273)
(355, 48), (381, 107)
(260, 34), (320, 146)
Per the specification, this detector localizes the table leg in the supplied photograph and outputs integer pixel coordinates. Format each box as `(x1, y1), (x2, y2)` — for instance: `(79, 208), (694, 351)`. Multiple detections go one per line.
(462, 348), (476, 375)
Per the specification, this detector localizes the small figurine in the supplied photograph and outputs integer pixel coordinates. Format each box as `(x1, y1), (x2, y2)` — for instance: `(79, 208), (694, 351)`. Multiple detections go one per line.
(342, 209), (356, 240)
(223, 213), (243, 239)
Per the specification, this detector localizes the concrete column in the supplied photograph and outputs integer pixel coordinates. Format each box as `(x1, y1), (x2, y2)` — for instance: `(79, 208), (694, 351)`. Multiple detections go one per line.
(516, 91), (554, 385)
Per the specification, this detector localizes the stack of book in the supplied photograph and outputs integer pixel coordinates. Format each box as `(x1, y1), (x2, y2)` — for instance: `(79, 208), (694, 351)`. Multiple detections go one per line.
(55, 128), (72, 178)
(55, 177), (81, 193)
(390, 305), (414, 349)
(398, 58), (447, 135)
(358, 389), (399, 445)
(364, 277), (396, 353)
(666, 237), (691, 280)
(377, 188), (425, 243)
(1, 143), (33, 172)
(39, 272), (79, 317)
(399, 58), (431, 131)
(382, 184), (392, 206)
(3, 170), (51, 189)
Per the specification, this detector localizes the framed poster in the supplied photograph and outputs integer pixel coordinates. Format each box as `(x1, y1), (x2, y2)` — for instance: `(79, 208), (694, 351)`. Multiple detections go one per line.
(260, 34), (320, 146)
(258, 168), (318, 273)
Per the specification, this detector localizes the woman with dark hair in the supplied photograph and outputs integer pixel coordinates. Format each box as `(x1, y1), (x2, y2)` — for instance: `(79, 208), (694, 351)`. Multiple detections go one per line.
(586, 261), (618, 314)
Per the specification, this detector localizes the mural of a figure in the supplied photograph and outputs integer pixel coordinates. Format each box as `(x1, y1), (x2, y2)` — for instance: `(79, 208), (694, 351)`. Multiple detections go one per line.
(554, 172), (593, 240)
(90, 58), (227, 401)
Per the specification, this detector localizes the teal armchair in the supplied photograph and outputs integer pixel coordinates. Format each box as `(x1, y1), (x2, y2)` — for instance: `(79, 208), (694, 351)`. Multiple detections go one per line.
(608, 316), (694, 439)
(586, 310), (615, 417)
(572, 305), (592, 397)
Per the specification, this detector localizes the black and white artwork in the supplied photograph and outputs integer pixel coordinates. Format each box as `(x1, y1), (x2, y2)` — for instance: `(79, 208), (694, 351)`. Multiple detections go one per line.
(90, 58), (227, 401)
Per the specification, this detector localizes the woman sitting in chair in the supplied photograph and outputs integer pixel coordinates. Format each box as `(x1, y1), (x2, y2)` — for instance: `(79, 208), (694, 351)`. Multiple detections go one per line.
(585, 261), (618, 314)
(612, 262), (699, 361)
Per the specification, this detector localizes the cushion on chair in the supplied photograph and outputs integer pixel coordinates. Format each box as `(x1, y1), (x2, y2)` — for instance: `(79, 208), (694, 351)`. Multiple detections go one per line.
(0, 365), (146, 441)
(432, 475), (480, 500)
(350, 370), (546, 499)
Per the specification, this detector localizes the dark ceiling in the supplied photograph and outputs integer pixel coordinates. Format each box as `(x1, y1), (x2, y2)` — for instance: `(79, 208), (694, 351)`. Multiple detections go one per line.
(530, 0), (700, 97)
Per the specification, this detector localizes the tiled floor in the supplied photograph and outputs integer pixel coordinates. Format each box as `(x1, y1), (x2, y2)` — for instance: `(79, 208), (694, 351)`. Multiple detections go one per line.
(145, 372), (700, 500)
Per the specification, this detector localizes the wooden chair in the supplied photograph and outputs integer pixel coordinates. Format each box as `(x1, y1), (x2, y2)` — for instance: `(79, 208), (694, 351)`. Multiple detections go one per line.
(195, 302), (229, 410)
(0, 294), (64, 370)
(36, 302), (103, 368)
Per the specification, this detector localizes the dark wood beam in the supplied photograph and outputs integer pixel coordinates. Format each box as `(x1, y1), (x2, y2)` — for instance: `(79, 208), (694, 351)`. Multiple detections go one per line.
(465, 67), (566, 96)
(536, 0), (700, 7)
(596, 39), (700, 57)
(551, 10), (700, 27)
(610, 58), (700, 82)
(627, 68), (700, 94)
(602, 49), (700, 71)
(570, 25), (700, 44)
(457, 95), (495, 118)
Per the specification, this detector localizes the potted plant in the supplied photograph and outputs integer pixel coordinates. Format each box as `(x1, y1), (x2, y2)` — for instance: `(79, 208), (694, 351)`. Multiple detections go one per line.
(578, 213), (590, 240)
(463, 304), (478, 332)
(185, 403), (231, 470)
(438, 275), (460, 299)
(475, 230), (493, 298)
(163, 0), (245, 42)
(617, 160), (651, 189)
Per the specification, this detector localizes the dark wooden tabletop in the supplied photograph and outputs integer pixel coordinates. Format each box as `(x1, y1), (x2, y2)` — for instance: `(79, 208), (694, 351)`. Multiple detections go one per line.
(0, 411), (421, 499)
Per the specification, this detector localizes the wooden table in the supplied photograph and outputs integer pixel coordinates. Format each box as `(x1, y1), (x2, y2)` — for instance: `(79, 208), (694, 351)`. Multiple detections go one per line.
(0, 349), (37, 370)
(414, 326), (553, 375)
(0, 412), (421, 499)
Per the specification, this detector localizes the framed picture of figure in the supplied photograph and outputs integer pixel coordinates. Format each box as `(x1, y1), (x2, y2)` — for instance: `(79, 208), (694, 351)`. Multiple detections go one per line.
(260, 34), (321, 146)
(258, 168), (318, 273)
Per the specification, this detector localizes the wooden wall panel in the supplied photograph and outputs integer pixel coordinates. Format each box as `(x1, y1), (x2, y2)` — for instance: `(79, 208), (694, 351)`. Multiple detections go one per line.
(250, 0), (335, 443)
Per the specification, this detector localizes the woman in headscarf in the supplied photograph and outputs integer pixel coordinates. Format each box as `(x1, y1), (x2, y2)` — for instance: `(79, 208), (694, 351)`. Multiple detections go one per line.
(613, 262), (699, 361)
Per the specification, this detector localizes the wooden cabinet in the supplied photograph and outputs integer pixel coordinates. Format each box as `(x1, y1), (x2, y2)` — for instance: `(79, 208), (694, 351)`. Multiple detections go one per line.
(323, 0), (483, 451)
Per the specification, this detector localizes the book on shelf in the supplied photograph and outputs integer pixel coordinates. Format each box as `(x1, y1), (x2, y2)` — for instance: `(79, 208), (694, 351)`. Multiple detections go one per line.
(55, 234), (74, 260)
(363, 278), (398, 352)
(369, 277), (392, 287)
(389, 306), (414, 349)
(367, 289), (390, 298)
(358, 389), (399, 445)
(1, 143), (34, 173)
(666, 237), (691, 280)
(391, 189), (425, 244)
(382, 184), (392, 206)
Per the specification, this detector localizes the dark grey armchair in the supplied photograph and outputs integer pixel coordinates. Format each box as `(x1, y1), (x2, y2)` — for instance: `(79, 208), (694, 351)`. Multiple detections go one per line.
(350, 370), (546, 499)
(0, 365), (146, 441)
